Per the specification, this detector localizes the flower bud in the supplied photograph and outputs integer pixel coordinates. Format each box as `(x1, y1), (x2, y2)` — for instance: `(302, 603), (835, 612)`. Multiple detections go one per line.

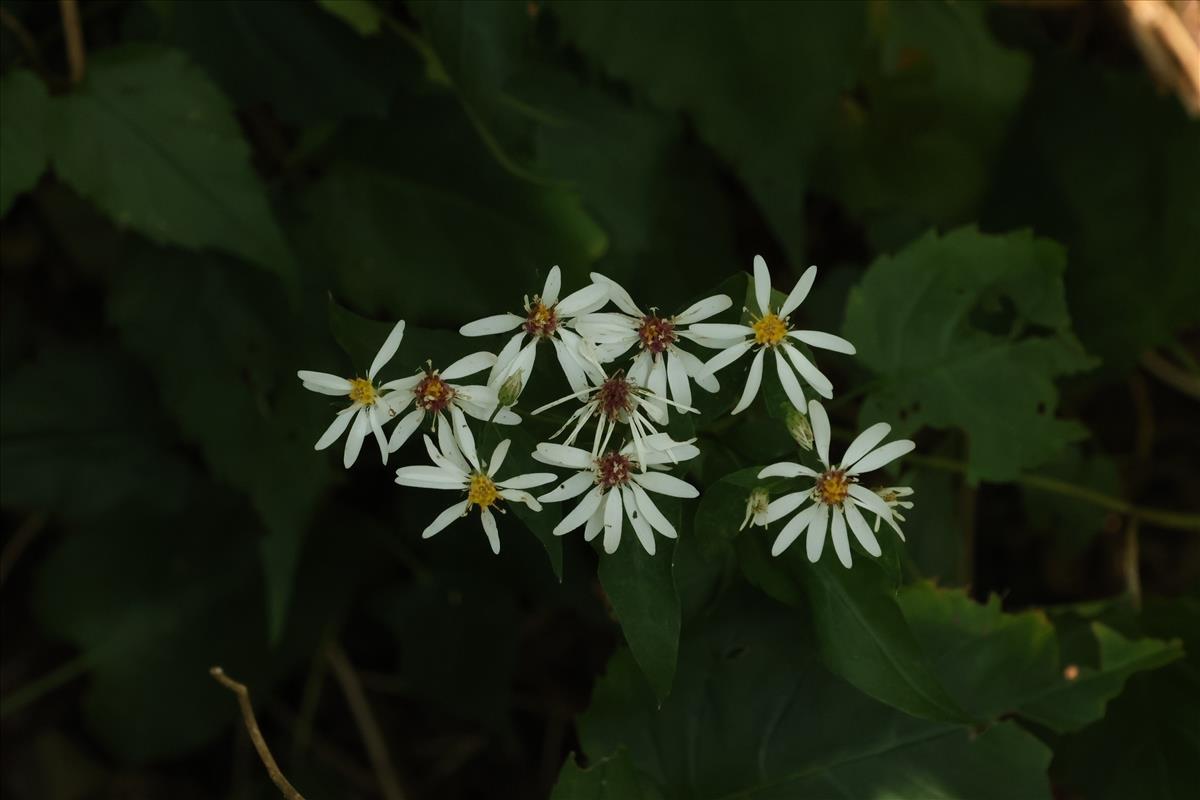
(740, 486), (771, 531)
(785, 405), (814, 450)
(497, 372), (524, 406)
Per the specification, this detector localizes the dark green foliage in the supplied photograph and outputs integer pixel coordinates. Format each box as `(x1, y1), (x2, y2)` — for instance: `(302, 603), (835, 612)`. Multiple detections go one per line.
(1, 1), (1197, 798)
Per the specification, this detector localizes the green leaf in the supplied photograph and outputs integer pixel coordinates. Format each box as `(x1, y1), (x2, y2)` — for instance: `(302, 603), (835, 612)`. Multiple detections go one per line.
(844, 227), (1095, 482)
(48, 46), (294, 278)
(0, 346), (195, 520)
(986, 60), (1200, 368)
(597, 507), (682, 702)
(899, 583), (1181, 731)
(317, 0), (383, 36)
(1052, 597), (1200, 800)
(0, 69), (50, 215)
(156, 1), (401, 122)
(576, 589), (1052, 799)
(30, 503), (269, 762)
(814, 0), (1030, 249)
(551, 0), (866, 262)
(552, 750), (662, 800)
(106, 248), (335, 640)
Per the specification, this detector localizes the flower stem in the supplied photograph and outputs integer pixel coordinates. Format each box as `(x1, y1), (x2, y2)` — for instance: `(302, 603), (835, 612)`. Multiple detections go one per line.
(907, 454), (1200, 532)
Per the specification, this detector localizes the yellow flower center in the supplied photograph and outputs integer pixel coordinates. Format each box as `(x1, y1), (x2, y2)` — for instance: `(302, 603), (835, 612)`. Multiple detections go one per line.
(752, 312), (789, 346)
(815, 470), (851, 506)
(348, 378), (378, 405)
(524, 299), (559, 338)
(467, 472), (499, 509)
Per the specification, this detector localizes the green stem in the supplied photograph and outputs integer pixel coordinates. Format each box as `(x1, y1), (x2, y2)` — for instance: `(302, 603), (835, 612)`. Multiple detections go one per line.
(907, 454), (1200, 532)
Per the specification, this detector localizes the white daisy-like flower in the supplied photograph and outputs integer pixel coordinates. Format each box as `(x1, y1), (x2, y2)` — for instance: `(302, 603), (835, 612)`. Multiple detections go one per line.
(873, 486), (915, 532)
(394, 425), (557, 554)
(384, 352), (520, 454)
(573, 273), (733, 409)
(459, 265), (609, 395)
(299, 319), (408, 469)
(534, 434), (700, 556)
(530, 368), (694, 468)
(758, 400), (915, 568)
(740, 487), (771, 530)
(692, 255), (856, 415)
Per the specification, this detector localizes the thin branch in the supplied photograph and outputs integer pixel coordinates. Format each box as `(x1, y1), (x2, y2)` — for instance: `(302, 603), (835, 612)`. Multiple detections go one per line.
(57, 0), (86, 84)
(907, 454), (1200, 532)
(325, 642), (408, 800)
(210, 667), (306, 800)
(1141, 349), (1200, 400)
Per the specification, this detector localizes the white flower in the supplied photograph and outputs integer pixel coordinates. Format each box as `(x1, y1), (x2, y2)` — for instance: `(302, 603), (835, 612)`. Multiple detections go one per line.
(530, 367), (697, 469)
(459, 265), (609, 395)
(574, 273), (733, 409)
(299, 319), (408, 469)
(740, 487), (771, 530)
(757, 400), (915, 568)
(873, 486), (914, 532)
(692, 255), (856, 415)
(394, 426), (557, 554)
(534, 434), (700, 556)
(383, 352), (520, 454)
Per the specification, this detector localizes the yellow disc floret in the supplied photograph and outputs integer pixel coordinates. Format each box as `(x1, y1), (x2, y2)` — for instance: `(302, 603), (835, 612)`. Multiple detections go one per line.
(467, 472), (500, 509)
(815, 470), (851, 506)
(348, 377), (378, 405)
(752, 312), (789, 346)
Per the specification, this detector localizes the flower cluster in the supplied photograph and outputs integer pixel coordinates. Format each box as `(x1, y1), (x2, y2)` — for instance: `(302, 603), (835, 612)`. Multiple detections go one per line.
(299, 259), (915, 566)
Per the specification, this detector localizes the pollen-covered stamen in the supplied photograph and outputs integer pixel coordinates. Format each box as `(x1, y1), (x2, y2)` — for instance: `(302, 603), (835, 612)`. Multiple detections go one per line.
(413, 372), (456, 413)
(595, 451), (633, 489)
(523, 296), (559, 338)
(348, 377), (378, 406)
(467, 472), (499, 509)
(815, 469), (852, 506)
(637, 314), (677, 355)
(752, 312), (789, 347)
(595, 371), (635, 421)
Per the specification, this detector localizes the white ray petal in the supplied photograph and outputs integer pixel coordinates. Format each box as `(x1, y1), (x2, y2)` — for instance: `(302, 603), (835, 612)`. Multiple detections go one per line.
(830, 506), (852, 568)
(629, 483), (676, 538)
(556, 283), (609, 318)
(671, 347), (719, 393)
(539, 471), (596, 502)
(497, 472), (558, 490)
(689, 323), (754, 340)
(498, 488), (542, 510)
(423, 500), (469, 538)
(806, 503), (831, 563)
(765, 491), (808, 524)
(555, 485), (604, 535)
(666, 351), (693, 409)
(779, 265), (817, 317)
(442, 351), (497, 380)
(603, 487), (624, 554)
(771, 502), (821, 557)
(314, 407), (356, 450)
(584, 505), (605, 542)
(702, 340), (753, 377)
(808, 399), (832, 469)
(534, 443), (594, 470)
(435, 415), (470, 473)
(552, 336), (589, 393)
(460, 313), (524, 337)
(758, 462), (819, 479)
(753, 255), (772, 315)
(486, 439), (511, 477)
(774, 349), (807, 413)
(847, 484), (900, 531)
(843, 501), (883, 557)
(343, 409), (370, 468)
(479, 508), (501, 554)
(621, 485), (656, 556)
(675, 293), (733, 325)
(542, 266), (562, 306)
(846, 440), (915, 475)
(488, 331), (526, 385)
(378, 374), (422, 394)
(368, 320), (406, 380)
(784, 344), (834, 399)
(368, 405), (389, 464)
(589, 272), (641, 316)
(631, 471), (698, 498)
(299, 371), (353, 394)
(731, 347), (765, 415)
(448, 405), (479, 470)
(394, 465), (465, 488)
(789, 329), (856, 354)
(840, 422), (892, 472)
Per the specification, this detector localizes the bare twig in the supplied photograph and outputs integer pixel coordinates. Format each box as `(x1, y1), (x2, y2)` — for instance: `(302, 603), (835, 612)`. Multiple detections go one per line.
(1141, 348), (1200, 400)
(210, 667), (306, 800)
(325, 642), (408, 800)
(1123, 0), (1200, 115)
(57, 0), (86, 84)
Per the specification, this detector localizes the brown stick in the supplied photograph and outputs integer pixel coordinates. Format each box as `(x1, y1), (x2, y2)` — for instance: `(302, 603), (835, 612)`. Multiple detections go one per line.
(325, 642), (407, 800)
(57, 0), (85, 84)
(210, 667), (306, 800)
